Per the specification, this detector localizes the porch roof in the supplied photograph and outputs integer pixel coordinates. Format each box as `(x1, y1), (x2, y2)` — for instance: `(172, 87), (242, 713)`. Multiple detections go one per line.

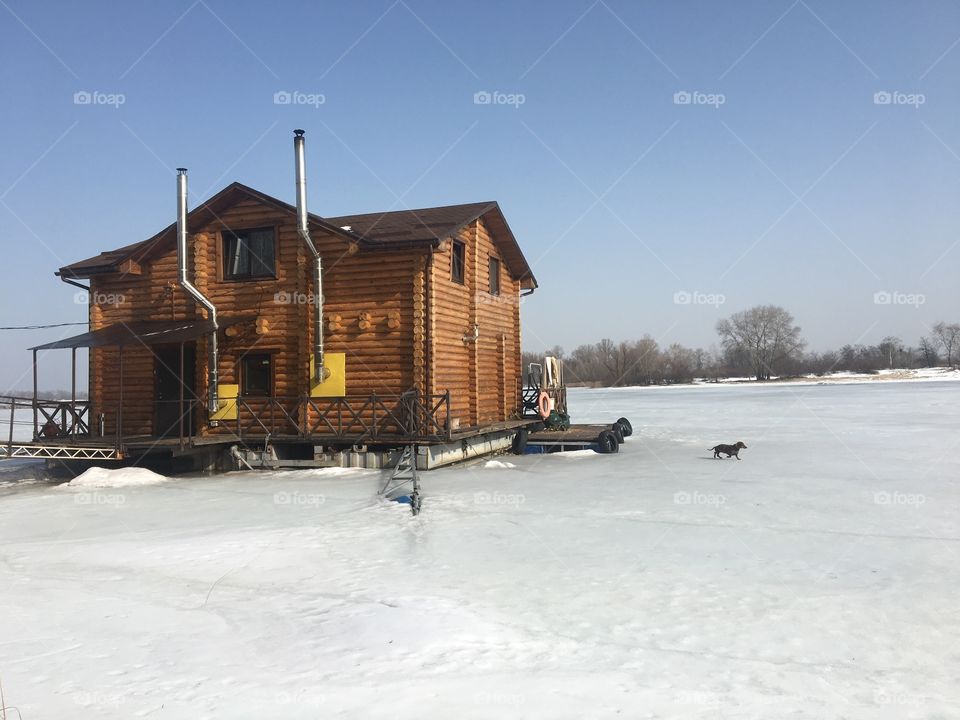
(30, 318), (243, 350)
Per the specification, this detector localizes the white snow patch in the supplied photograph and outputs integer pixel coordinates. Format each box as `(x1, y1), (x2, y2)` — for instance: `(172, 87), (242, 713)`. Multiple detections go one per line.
(483, 459), (516, 469)
(63, 466), (168, 488)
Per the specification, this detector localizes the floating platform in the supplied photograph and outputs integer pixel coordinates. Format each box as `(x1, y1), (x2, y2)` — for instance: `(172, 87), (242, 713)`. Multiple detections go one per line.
(525, 423), (625, 453)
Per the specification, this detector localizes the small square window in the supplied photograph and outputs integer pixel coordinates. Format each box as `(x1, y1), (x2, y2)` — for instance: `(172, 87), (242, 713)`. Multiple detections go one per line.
(489, 257), (501, 296)
(223, 228), (276, 280)
(241, 353), (272, 396)
(451, 241), (465, 284)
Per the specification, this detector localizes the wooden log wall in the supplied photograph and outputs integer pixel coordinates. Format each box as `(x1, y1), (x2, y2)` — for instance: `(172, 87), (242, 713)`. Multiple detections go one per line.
(87, 197), (523, 439)
(90, 197), (418, 437)
(428, 216), (522, 428)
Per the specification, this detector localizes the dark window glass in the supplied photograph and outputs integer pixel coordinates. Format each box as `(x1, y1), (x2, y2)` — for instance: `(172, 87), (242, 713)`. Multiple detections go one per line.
(223, 228), (276, 280)
(241, 353), (272, 396)
(489, 257), (501, 296)
(451, 241), (465, 284)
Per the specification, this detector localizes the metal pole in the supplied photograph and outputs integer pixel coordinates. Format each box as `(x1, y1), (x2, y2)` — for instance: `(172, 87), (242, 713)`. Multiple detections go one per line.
(117, 346), (124, 445)
(71, 348), (76, 436)
(32, 349), (38, 439)
(8, 399), (15, 455)
(179, 342), (185, 450)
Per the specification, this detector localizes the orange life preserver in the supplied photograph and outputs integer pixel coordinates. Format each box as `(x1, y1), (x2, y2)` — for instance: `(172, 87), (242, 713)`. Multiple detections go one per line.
(537, 391), (552, 419)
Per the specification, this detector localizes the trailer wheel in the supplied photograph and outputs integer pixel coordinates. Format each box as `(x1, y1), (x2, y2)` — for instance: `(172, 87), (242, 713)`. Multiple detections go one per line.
(597, 430), (619, 454)
(616, 417), (633, 437)
(610, 423), (624, 444)
(512, 428), (528, 455)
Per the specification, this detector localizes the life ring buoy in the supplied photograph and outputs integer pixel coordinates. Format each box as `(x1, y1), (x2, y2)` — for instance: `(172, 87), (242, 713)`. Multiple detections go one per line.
(537, 391), (551, 419)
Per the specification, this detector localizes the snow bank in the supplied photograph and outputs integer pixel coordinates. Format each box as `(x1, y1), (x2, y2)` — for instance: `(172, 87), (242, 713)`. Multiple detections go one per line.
(63, 466), (168, 488)
(483, 459), (516, 469)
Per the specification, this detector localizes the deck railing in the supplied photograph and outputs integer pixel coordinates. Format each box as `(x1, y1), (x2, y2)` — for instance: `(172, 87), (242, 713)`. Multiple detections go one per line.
(4, 390), (453, 450)
(0, 396), (91, 442)
(232, 390), (452, 442)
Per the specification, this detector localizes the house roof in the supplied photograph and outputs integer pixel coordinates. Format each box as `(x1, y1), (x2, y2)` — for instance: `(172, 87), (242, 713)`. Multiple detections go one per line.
(58, 184), (537, 289)
(30, 317), (246, 350)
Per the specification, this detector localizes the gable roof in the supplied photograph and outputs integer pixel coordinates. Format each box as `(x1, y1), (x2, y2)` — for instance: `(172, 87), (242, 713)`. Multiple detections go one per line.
(326, 202), (536, 289)
(58, 184), (537, 289)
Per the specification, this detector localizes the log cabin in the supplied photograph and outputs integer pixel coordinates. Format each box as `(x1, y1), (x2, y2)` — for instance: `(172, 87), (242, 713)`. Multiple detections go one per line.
(26, 130), (542, 470)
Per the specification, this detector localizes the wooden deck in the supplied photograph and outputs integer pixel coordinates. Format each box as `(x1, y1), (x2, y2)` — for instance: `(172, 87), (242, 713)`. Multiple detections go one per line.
(527, 423), (618, 446)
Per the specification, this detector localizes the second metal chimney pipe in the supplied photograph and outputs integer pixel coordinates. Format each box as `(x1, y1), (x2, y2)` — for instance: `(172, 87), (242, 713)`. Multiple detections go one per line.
(294, 129), (326, 382)
(176, 169), (219, 414)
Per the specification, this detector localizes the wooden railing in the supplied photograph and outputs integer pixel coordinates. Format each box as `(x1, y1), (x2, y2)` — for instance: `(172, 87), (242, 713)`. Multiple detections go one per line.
(232, 390), (452, 442)
(0, 396), (91, 442)
(4, 390), (453, 449)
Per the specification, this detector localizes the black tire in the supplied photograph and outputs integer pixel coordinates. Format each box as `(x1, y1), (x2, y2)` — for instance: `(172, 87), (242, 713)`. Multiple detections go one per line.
(597, 430), (619, 454)
(512, 428), (529, 455)
(616, 417), (633, 437)
(610, 423), (624, 444)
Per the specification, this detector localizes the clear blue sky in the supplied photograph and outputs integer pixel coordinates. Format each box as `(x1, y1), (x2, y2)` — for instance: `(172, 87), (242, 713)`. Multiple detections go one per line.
(2, 0), (959, 390)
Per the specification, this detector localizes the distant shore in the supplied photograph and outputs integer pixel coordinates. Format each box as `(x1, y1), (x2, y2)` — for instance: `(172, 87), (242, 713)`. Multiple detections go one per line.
(569, 366), (960, 391)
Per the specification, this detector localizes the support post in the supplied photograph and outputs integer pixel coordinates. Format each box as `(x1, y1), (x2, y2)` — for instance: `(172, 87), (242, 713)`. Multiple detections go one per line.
(8, 399), (15, 455)
(71, 348), (76, 436)
(117, 346), (124, 446)
(179, 343), (185, 450)
(32, 349), (38, 439)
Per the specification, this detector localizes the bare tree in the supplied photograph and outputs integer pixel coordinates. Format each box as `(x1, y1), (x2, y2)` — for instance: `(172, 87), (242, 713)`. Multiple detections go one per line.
(716, 305), (806, 380)
(918, 336), (939, 367)
(932, 322), (960, 367)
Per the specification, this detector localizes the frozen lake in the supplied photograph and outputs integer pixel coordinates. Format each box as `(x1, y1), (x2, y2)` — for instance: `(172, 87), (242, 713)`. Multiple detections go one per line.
(0, 381), (958, 718)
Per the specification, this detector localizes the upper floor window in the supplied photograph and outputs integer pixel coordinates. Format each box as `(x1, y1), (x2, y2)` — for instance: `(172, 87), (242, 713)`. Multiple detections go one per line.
(489, 257), (501, 296)
(223, 228), (276, 280)
(451, 241), (465, 284)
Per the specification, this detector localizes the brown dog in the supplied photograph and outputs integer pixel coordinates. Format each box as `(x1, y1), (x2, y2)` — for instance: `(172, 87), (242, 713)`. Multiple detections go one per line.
(710, 441), (747, 460)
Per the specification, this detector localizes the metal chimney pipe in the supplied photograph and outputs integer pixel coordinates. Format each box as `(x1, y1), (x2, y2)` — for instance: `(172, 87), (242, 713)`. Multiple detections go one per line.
(176, 168), (219, 414)
(294, 130), (326, 382)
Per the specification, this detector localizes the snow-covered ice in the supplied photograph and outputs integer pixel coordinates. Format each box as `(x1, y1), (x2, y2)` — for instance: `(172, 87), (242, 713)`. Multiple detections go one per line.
(0, 381), (958, 718)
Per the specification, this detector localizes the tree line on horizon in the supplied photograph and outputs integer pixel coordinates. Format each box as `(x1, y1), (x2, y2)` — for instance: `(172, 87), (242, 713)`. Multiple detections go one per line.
(524, 305), (960, 386)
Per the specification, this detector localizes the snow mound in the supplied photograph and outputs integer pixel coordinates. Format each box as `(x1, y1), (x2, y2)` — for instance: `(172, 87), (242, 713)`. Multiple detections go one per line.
(483, 460), (516, 469)
(64, 466), (168, 488)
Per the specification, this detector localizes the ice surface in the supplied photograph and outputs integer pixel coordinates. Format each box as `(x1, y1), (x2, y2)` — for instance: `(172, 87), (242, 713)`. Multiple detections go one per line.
(0, 382), (958, 718)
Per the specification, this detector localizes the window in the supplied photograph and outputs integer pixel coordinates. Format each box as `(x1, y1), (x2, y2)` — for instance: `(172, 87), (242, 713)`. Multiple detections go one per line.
(241, 353), (273, 396)
(489, 257), (501, 296)
(451, 241), (465, 284)
(223, 228), (276, 280)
